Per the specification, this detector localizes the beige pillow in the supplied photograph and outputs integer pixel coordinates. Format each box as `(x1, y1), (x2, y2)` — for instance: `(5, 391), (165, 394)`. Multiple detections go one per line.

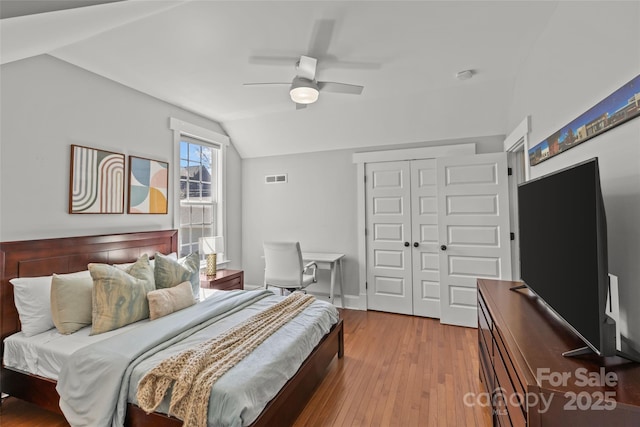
(89, 255), (154, 335)
(147, 281), (196, 320)
(50, 273), (93, 334)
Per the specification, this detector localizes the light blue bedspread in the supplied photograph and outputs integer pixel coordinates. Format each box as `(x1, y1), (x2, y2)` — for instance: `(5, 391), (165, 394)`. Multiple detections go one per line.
(56, 290), (339, 427)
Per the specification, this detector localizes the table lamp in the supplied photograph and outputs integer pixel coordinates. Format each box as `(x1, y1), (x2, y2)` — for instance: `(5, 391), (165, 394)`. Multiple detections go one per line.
(199, 236), (223, 276)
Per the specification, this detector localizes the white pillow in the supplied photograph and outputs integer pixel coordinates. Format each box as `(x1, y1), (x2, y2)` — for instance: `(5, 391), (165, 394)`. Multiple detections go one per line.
(10, 270), (91, 337)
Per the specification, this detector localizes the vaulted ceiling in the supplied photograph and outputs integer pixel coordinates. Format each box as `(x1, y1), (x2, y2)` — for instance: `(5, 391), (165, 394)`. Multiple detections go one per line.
(1, 0), (560, 158)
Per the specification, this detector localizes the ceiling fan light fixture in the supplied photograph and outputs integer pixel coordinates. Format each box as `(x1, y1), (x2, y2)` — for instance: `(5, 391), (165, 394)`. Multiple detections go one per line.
(290, 77), (319, 104)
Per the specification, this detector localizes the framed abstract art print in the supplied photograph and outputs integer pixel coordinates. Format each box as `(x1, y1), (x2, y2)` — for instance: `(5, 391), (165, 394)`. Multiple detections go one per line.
(69, 144), (125, 214)
(128, 155), (169, 214)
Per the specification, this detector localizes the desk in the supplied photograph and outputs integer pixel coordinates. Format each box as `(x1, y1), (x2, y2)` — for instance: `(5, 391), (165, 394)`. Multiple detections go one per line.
(302, 252), (345, 307)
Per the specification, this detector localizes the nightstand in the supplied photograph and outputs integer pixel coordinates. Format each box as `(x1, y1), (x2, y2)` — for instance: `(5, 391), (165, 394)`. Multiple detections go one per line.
(200, 269), (244, 291)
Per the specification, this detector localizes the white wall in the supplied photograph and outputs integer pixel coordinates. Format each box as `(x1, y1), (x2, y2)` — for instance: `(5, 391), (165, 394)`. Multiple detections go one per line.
(242, 149), (358, 301)
(0, 55), (242, 268)
(241, 136), (505, 305)
(506, 2), (640, 348)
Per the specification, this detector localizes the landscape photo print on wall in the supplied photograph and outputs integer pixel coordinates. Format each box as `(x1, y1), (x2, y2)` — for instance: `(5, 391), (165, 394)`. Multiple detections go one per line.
(529, 74), (640, 166)
(69, 144), (125, 214)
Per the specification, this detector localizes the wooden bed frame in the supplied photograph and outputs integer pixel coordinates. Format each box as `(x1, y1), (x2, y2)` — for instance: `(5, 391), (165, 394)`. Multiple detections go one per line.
(0, 230), (344, 427)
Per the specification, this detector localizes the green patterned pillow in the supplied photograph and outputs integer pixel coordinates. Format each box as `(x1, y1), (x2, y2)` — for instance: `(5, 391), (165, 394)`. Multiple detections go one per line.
(89, 254), (154, 335)
(125, 254), (155, 293)
(154, 252), (200, 300)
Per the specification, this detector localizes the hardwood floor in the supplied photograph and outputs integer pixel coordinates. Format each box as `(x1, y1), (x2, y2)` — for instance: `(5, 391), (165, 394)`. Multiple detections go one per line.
(0, 309), (491, 427)
(292, 309), (491, 427)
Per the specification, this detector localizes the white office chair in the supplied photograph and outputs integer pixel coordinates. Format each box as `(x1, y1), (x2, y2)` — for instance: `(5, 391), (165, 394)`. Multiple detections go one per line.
(263, 241), (317, 294)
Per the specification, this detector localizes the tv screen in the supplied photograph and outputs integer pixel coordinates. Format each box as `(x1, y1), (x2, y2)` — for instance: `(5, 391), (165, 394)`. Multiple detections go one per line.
(518, 158), (609, 355)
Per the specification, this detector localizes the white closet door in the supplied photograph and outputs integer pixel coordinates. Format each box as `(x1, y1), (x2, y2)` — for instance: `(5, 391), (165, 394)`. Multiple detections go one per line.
(437, 153), (512, 327)
(410, 159), (441, 318)
(365, 161), (413, 315)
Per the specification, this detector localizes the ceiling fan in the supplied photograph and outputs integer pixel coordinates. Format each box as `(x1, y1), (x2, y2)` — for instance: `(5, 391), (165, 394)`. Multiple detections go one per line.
(243, 55), (364, 109)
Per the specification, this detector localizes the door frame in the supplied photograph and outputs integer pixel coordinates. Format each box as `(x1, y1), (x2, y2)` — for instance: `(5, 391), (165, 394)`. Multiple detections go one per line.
(503, 116), (531, 180)
(352, 143), (476, 310)
(504, 116), (530, 281)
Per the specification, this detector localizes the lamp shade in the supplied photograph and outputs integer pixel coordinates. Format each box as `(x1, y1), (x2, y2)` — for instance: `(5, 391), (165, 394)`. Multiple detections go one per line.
(290, 77), (319, 104)
(199, 236), (223, 255)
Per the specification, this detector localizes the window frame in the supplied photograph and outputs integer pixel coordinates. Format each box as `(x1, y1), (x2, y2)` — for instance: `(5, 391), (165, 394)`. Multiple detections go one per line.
(169, 118), (229, 264)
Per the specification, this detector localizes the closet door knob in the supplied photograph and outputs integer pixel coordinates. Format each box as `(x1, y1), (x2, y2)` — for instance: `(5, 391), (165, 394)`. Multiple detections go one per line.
(440, 245), (447, 251)
(404, 242), (410, 247)
(413, 242), (419, 248)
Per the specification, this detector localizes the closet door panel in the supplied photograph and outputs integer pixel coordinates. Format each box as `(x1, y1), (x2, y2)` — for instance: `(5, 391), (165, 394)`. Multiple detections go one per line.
(366, 161), (413, 315)
(410, 159), (441, 318)
(437, 153), (512, 328)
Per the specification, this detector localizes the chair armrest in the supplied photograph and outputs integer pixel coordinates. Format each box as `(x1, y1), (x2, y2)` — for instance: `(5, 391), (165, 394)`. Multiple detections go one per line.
(303, 262), (318, 282)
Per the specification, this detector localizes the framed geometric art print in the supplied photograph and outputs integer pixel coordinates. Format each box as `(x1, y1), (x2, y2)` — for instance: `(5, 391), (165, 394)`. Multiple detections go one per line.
(128, 155), (169, 214)
(69, 144), (125, 214)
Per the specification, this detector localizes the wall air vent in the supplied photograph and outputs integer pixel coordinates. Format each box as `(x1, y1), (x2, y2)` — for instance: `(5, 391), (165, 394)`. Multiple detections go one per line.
(265, 174), (288, 184)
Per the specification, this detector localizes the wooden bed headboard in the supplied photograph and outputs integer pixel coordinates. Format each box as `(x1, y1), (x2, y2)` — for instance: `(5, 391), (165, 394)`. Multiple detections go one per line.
(0, 230), (178, 345)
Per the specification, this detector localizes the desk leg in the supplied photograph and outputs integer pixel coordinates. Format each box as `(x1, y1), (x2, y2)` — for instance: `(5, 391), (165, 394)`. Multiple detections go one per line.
(338, 258), (344, 308)
(329, 262), (337, 305)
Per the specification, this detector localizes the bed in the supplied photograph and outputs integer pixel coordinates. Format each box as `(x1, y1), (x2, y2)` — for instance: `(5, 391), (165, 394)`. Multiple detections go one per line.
(0, 230), (344, 427)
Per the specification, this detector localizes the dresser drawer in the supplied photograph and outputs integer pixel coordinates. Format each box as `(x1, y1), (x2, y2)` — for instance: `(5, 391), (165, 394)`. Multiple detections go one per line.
(478, 291), (492, 329)
(494, 325), (526, 399)
(493, 338), (526, 427)
(479, 336), (494, 393)
(215, 276), (242, 290)
(478, 290), (494, 393)
(494, 387), (512, 427)
(478, 296), (493, 357)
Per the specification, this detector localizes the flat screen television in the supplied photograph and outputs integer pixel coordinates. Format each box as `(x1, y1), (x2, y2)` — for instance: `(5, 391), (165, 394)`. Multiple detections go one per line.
(517, 157), (616, 358)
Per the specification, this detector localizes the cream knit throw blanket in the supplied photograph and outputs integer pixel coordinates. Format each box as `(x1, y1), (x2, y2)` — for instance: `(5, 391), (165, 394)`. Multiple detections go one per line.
(136, 292), (315, 427)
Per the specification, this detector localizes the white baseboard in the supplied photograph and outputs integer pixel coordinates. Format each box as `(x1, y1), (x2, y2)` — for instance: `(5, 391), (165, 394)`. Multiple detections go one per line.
(343, 294), (366, 310)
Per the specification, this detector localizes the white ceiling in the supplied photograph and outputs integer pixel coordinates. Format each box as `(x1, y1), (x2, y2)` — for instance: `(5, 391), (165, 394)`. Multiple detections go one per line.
(0, 0), (560, 158)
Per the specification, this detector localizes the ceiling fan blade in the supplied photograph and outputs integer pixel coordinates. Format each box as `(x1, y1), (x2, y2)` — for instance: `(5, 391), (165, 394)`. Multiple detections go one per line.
(296, 103), (307, 110)
(317, 81), (364, 95)
(319, 58), (382, 70)
(297, 56), (317, 81)
(308, 19), (335, 58)
(248, 55), (298, 66)
(243, 82), (290, 87)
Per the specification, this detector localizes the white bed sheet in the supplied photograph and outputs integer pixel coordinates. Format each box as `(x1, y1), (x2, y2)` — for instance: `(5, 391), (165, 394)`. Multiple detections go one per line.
(4, 290), (340, 427)
(3, 319), (149, 380)
(52, 290), (339, 427)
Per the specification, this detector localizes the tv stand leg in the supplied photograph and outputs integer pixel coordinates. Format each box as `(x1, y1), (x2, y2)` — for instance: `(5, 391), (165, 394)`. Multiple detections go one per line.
(562, 346), (593, 357)
(619, 336), (640, 363)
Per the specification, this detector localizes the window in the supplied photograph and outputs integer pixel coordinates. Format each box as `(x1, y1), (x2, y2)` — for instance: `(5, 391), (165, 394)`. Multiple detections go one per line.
(178, 136), (219, 256)
(170, 118), (229, 261)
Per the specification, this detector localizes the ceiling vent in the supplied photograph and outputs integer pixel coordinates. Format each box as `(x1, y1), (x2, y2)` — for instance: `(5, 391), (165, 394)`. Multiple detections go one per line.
(265, 174), (288, 184)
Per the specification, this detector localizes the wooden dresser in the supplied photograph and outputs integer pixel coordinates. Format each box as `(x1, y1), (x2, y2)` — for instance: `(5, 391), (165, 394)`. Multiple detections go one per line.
(478, 279), (640, 427)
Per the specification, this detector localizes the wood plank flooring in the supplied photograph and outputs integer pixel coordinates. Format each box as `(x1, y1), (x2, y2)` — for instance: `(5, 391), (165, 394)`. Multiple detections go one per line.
(292, 309), (491, 427)
(0, 309), (491, 427)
